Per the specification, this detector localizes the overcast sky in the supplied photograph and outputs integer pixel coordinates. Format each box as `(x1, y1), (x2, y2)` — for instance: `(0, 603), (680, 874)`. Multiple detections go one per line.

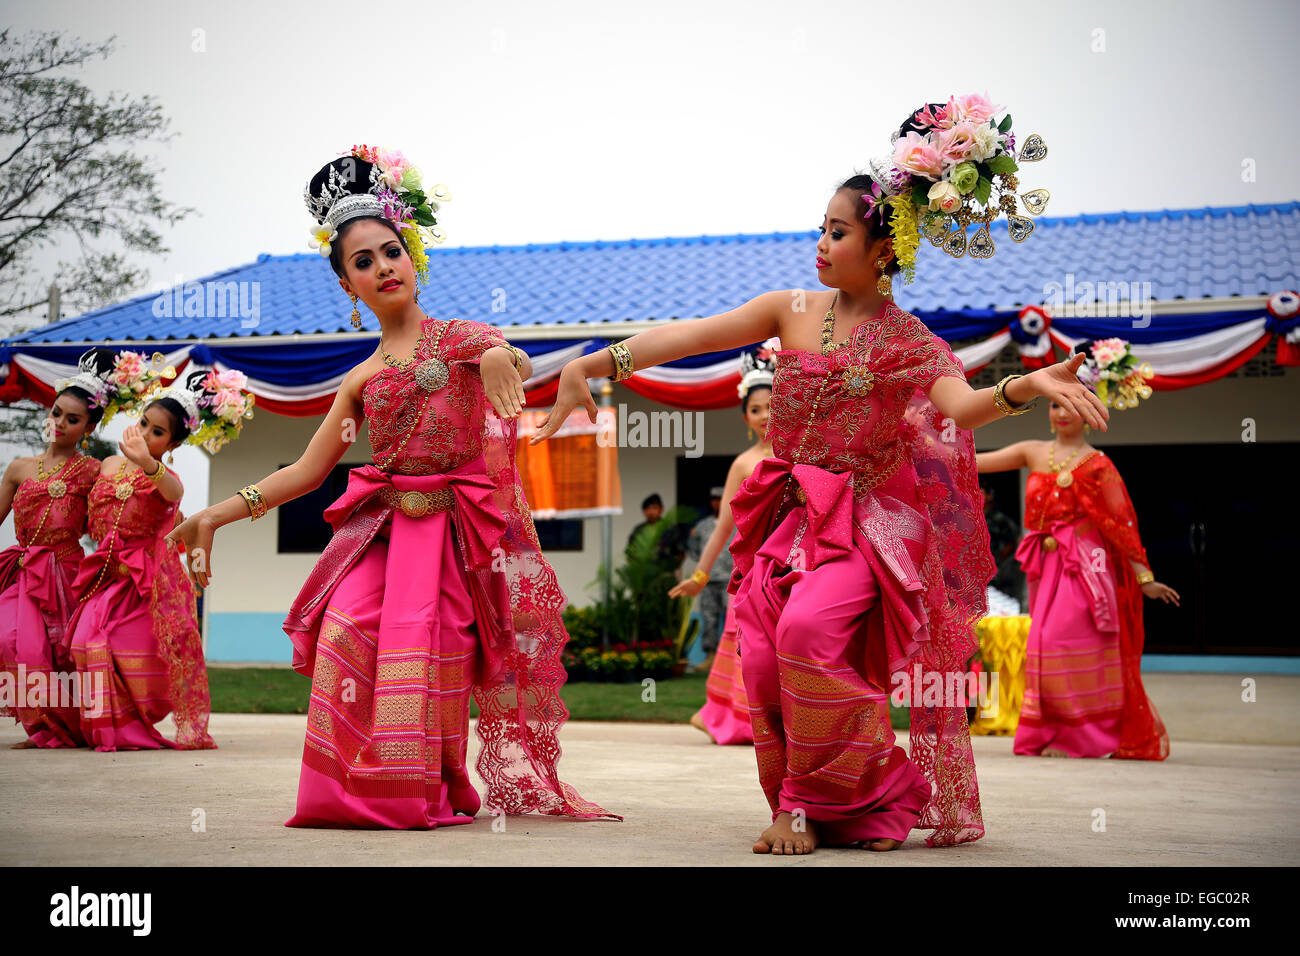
(5, 0), (1298, 296)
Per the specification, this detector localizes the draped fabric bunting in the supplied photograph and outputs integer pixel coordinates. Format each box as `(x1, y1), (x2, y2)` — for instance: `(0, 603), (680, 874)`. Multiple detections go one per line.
(0, 304), (1288, 413)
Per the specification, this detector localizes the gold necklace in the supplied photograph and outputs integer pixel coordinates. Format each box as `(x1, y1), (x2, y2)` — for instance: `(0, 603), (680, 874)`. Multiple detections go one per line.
(821, 293), (877, 396)
(36, 452), (74, 499)
(380, 320), (428, 370)
(1049, 441), (1083, 487)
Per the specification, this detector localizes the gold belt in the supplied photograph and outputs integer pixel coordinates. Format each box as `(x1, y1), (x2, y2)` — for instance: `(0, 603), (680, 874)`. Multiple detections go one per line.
(381, 487), (454, 518)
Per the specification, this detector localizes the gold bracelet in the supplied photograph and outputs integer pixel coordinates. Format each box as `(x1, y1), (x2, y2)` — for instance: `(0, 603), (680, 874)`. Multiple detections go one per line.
(1136, 570), (1155, 585)
(607, 342), (635, 382)
(238, 484), (268, 521)
(510, 345), (527, 374)
(993, 373), (1038, 416)
(690, 568), (709, 586)
(147, 458), (168, 483)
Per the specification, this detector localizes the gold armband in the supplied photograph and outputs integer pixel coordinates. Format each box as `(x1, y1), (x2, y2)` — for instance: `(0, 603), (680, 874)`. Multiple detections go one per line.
(690, 568), (709, 586)
(608, 342), (634, 382)
(993, 374), (1038, 416)
(1136, 571), (1155, 586)
(238, 484), (268, 521)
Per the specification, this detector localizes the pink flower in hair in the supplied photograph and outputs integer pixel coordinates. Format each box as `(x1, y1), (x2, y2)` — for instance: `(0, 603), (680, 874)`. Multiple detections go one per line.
(912, 101), (954, 130)
(860, 180), (887, 224)
(934, 122), (981, 165)
(951, 93), (1001, 125)
(892, 131), (944, 181)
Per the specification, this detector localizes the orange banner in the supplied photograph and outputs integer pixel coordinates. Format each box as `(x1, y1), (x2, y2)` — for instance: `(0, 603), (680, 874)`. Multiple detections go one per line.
(515, 408), (622, 518)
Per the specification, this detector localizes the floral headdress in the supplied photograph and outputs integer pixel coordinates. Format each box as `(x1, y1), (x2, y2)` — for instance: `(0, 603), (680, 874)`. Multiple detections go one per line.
(62, 350), (176, 429)
(150, 368), (255, 455)
(737, 337), (781, 399)
(1074, 338), (1153, 410)
(861, 93), (1050, 283)
(303, 145), (449, 284)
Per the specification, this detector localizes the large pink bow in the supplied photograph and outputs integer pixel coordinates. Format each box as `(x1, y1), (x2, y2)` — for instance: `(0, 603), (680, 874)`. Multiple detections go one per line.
(728, 456), (856, 590)
(1016, 523), (1116, 632)
(283, 457), (507, 675)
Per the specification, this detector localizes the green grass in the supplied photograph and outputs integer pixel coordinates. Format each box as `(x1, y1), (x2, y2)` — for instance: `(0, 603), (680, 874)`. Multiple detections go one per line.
(208, 667), (912, 729)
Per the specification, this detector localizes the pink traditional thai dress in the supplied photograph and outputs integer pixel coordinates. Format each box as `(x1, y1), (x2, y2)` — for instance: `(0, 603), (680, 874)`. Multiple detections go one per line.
(694, 604), (753, 745)
(728, 301), (993, 847)
(0, 453), (97, 746)
(1014, 452), (1169, 760)
(283, 316), (616, 829)
(66, 464), (216, 751)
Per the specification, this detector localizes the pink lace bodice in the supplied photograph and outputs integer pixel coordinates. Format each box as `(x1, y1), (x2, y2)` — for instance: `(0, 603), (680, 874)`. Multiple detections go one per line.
(12, 454), (98, 550)
(768, 301), (966, 493)
(362, 317), (506, 474)
(86, 466), (179, 543)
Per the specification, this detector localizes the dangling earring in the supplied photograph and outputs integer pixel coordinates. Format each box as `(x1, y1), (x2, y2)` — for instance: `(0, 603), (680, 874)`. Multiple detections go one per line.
(747, 426), (754, 441)
(876, 258), (893, 296)
(80, 436), (90, 450)
(1084, 423), (1092, 434)
(349, 294), (361, 329)
(413, 285), (420, 304)
(1049, 422), (1056, 434)
(168, 450), (175, 464)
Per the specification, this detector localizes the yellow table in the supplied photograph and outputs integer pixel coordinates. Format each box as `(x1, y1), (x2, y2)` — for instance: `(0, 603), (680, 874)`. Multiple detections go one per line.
(969, 615), (1030, 736)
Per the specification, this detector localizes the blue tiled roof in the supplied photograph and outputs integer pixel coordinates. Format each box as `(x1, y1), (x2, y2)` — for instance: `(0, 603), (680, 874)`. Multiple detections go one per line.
(7, 201), (1298, 345)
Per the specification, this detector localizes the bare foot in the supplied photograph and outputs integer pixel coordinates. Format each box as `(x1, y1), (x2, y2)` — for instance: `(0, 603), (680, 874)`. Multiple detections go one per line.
(1042, 747), (1070, 757)
(866, 837), (902, 851)
(752, 812), (817, 855)
(689, 712), (712, 739)
(9, 740), (36, 749)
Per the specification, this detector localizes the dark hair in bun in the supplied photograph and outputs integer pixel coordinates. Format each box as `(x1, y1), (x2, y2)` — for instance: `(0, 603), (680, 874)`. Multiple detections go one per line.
(306, 156), (410, 280)
(145, 369), (209, 444)
(56, 347), (116, 426)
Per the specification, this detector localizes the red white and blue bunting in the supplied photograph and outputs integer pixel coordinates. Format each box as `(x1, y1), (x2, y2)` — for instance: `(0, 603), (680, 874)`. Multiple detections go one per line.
(2, 298), (1294, 413)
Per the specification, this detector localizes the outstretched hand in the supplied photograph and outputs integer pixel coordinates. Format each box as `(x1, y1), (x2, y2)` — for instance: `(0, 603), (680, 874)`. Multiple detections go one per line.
(529, 365), (597, 444)
(1024, 353), (1111, 431)
(164, 512), (215, 589)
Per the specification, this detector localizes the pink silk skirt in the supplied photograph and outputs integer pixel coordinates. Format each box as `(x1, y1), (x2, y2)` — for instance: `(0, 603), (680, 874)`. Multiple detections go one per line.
(285, 508), (482, 829)
(694, 602), (753, 745)
(1014, 521), (1124, 758)
(733, 507), (931, 845)
(0, 547), (85, 747)
(67, 575), (175, 751)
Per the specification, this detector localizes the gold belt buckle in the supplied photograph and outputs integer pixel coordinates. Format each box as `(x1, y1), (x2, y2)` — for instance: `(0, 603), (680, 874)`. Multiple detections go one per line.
(793, 485), (807, 505)
(117, 561), (132, 576)
(385, 487), (453, 518)
(1041, 535), (1058, 552)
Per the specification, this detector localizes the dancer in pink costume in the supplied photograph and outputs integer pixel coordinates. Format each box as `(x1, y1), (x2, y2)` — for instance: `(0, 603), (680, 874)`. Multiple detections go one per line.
(0, 350), (110, 747)
(67, 367), (225, 752)
(168, 146), (616, 829)
(670, 341), (779, 745)
(538, 98), (1106, 854)
(977, 340), (1177, 760)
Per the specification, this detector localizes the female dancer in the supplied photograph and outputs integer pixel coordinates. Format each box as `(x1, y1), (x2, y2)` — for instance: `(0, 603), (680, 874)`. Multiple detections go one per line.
(976, 345), (1176, 760)
(536, 99), (1109, 854)
(67, 369), (221, 751)
(167, 147), (614, 829)
(669, 341), (778, 745)
(0, 351), (109, 747)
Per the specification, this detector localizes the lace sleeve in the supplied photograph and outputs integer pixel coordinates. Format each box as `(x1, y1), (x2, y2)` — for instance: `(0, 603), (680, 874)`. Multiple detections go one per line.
(1075, 456), (1149, 568)
(449, 321), (507, 369)
(886, 315), (966, 394)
